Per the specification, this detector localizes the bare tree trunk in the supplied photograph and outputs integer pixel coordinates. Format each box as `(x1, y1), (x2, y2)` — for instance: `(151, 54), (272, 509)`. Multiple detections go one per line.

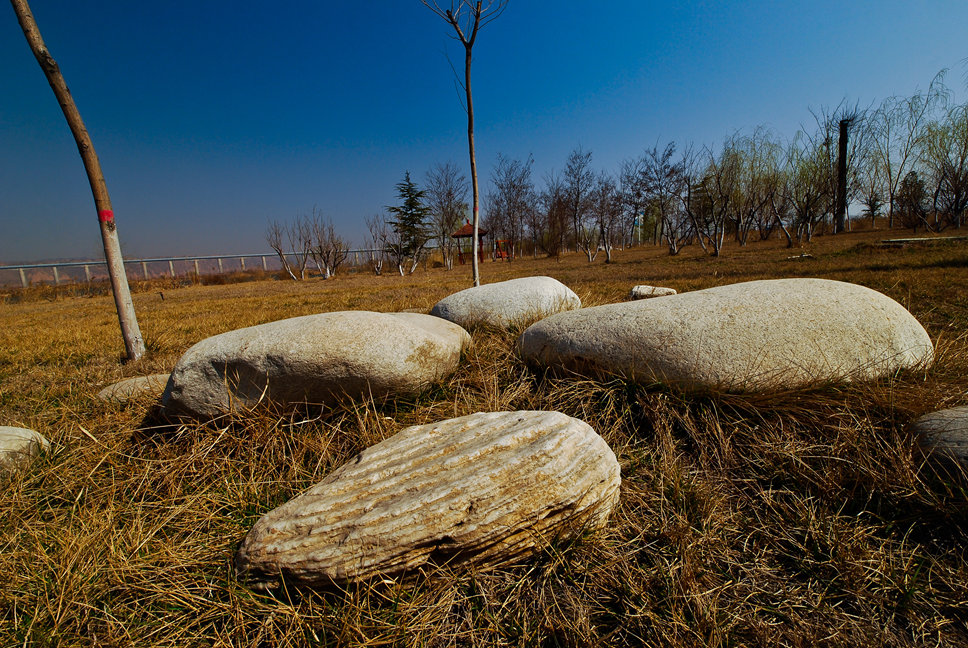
(423, 1), (508, 287)
(464, 42), (481, 287)
(11, 0), (144, 361)
(771, 198), (794, 248)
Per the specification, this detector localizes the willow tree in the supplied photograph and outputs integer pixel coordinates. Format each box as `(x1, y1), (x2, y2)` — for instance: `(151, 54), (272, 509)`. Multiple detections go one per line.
(11, 0), (145, 361)
(422, 0), (508, 287)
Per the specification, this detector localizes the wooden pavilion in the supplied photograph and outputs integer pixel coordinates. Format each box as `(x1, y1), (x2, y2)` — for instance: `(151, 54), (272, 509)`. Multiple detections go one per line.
(452, 220), (489, 264)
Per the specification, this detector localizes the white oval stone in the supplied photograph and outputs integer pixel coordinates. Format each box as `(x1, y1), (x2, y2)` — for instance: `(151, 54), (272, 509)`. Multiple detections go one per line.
(518, 278), (933, 392)
(431, 276), (580, 329)
(913, 405), (968, 466)
(0, 426), (49, 468)
(628, 285), (677, 300)
(235, 410), (620, 588)
(97, 373), (170, 404)
(161, 311), (472, 419)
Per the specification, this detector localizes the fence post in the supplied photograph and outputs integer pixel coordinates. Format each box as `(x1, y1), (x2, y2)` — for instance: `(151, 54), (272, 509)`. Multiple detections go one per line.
(169, 260), (175, 278)
(240, 256), (246, 271)
(217, 257), (223, 274)
(52, 266), (59, 285)
(261, 256), (267, 271)
(194, 259), (199, 278)
(19, 268), (27, 288)
(83, 264), (91, 281)
(142, 261), (149, 280)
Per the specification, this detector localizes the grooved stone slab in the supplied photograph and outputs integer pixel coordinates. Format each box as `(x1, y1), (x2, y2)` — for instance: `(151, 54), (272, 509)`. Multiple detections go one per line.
(97, 373), (170, 404)
(431, 276), (580, 329)
(161, 311), (471, 419)
(518, 278), (934, 392)
(235, 411), (621, 588)
(913, 405), (968, 466)
(0, 426), (48, 467)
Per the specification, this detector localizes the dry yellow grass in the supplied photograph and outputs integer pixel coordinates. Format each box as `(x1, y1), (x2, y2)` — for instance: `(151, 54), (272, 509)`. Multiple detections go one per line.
(2, 228), (968, 646)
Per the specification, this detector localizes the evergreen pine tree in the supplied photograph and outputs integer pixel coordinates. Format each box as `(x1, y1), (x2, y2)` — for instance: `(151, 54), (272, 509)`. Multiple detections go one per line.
(386, 171), (432, 274)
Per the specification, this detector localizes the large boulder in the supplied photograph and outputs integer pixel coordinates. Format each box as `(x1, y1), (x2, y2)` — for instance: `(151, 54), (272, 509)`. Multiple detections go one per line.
(235, 410), (621, 588)
(913, 405), (968, 467)
(431, 276), (580, 329)
(97, 373), (170, 404)
(518, 278), (933, 392)
(161, 311), (472, 419)
(0, 426), (49, 468)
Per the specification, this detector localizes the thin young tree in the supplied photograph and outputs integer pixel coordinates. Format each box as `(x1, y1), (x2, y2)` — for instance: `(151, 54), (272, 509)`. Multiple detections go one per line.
(563, 146), (594, 252)
(422, 0), (509, 286)
(784, 129), (834, 243)
(619, 156), (647, 246)
(286, 214), (313, 280)
(487, 153), (535, 260)
(11, 0), (145, 361)
(921, 102), (968, 229)
(539, 170), (569, 259)
(869, 75), (948, 228)
(643, 142), (691, 255)
(591, 171), (621, 263)
(425, 161), (469, 270)
(363, 214), (387, 275)
(307, 209), (348, 279)
(266, 219), (299, 280)
(701, 142), (740, 256)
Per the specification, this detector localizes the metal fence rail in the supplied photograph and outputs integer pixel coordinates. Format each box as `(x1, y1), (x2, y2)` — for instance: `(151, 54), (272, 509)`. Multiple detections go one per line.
(0, 250), (382, 288)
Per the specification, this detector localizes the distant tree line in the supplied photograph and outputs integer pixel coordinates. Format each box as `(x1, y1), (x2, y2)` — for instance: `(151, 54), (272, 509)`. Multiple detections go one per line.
(473, 71), (967, 260)
(268, 70), (968, 280)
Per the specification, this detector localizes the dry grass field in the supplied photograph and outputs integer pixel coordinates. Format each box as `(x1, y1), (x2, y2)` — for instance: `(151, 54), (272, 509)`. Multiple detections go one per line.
(2, 227), (968, 647)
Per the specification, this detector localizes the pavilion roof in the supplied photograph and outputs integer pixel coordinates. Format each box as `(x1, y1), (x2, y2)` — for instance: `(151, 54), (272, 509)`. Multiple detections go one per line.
(452, 220), (488, 238)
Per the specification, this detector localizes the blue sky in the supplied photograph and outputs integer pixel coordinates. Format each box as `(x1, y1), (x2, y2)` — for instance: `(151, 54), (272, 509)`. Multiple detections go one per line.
(1, 1), (966, 262)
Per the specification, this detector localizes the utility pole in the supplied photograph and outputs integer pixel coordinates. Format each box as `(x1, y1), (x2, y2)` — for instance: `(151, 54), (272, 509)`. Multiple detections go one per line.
(11, 0), (145, 361)
(835, 118), (850, 234)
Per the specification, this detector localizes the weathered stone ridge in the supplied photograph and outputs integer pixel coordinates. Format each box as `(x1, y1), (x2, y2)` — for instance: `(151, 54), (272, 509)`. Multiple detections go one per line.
(235, 410), (621, 588)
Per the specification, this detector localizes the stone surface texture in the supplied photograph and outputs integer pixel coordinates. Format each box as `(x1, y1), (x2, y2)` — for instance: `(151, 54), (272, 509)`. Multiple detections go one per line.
(0, 426), (49, 467)
(913, 405), (968, 466)
(97, 373), (170, 403)
(236, 410), (621, 588)
(628, 285), (677, 300)
(518, 278), (934, 392)
(161, 311), (472, 419)
(430, 276), (580, 329)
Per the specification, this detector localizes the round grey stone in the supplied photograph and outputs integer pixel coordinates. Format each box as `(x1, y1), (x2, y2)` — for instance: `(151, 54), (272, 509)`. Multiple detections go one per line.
(161, 311), (472, 419)
(913, 405), (968, 466)
(0, 426), (49, 468)
(518, 278), (934, 392)
(431, 276), (580, 329)
(628, 285), (677, 300)
(97, 373), (170, 404)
